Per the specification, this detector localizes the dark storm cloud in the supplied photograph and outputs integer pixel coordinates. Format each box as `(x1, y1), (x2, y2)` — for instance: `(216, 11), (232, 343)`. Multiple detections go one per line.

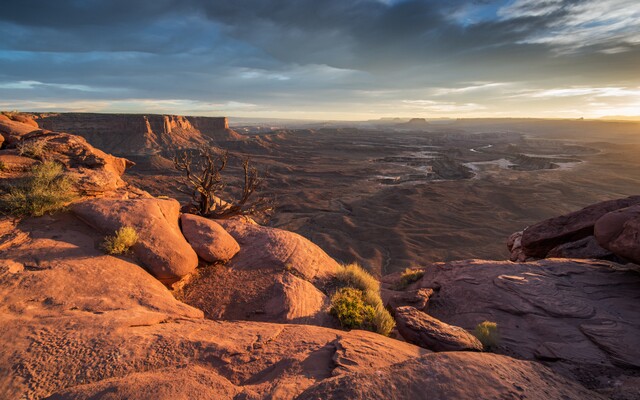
(0, 0), (638, 118)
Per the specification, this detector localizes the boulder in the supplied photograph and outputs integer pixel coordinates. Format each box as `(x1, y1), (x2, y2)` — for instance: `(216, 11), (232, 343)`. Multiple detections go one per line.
(0, 115), (42, 143)
(595, 205), (640, 264)
(175, 261), (332, 326)
(394, 306), (483, 352)
(180, 214), (240, 262)
(546, 235), (613, 260)
(520, 196), (640, 258)
(217, 217), (339, 281)
(71, 198), (198, 283)
(297, 352), (604, 400)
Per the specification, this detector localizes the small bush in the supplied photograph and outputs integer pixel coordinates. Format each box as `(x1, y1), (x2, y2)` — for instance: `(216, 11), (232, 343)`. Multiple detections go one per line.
(474, 321), (500, 349)
(0, 161), (75, 216)
(17, 139), (47, 159)
(330, 287), (376, 330)
(102, 226), (138, 255)
(333, 263), (395, 336)
(336, 263), (380, 294)
(395, 267), (425, 290)
(0, 161), (5, 172)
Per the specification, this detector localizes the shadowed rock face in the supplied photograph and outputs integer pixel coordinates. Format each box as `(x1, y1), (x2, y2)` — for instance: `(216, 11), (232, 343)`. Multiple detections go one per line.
(399, 258), (640, 388)
(519, 195), (640, 258)
(595, 205), (640, 264)
(33, 113), (242, 156)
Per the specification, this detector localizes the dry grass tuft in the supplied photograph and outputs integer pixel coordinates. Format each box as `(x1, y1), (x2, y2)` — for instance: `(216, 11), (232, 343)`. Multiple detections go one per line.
(103, 226), (139, 255)
(474, 320), (500, 350)
(0, 161), (75, 216)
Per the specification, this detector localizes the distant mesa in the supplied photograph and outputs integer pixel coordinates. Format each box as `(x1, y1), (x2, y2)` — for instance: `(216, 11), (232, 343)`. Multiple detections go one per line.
(33, 113), (245, 156)
(397, 117), (430, 128)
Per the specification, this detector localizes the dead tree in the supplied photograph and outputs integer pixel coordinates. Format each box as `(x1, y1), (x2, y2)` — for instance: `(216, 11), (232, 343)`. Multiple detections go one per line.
(173, 147), (273, 220)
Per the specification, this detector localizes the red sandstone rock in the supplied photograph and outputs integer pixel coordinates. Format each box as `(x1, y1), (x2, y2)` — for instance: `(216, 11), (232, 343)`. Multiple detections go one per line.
(394, 306), (483, 352)
(71, 198), (198, 283)
(180, 214), (240, 262)
(217, 217), (339, 281)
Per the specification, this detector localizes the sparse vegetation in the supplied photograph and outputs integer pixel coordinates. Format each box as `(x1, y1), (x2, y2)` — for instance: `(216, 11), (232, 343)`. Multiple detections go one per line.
(474, 320), (500, 350)
(330, 287), (375, 330)
(17, 139), (47, 159)
(331, 263), (395, 336)
(102, 226), (139, 255)
(394, 267), (425, 290)
(336, 262), (381, 294)
(173, 147), (273, 221)
(0, 161), (75, 216)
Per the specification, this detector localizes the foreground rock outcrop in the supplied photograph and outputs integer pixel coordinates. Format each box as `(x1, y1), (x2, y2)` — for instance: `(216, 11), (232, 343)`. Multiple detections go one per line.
(0, 114), (133, 195)
(383, 258), (640, 397)
(3, 212), (600, 399)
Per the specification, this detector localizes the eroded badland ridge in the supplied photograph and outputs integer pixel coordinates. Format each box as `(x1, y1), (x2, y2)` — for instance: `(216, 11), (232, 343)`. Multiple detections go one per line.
(0, 112), (639, 399)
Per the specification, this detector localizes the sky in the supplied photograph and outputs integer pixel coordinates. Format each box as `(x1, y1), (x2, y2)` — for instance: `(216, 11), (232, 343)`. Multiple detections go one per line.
(1, 0), (639, 120)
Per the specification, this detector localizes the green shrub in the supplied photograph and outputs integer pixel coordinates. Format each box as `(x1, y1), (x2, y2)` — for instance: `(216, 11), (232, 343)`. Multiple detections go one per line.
(474, 321), (500, 349)
(395, 267), (425, 290)
(330, 287), (376, 330)
(0, 161), (75, 216)
(102, 226), (139, 255)
(333, 263), (395, 336)
(0, 161), (5, 172)
(17, 139), (47, 159)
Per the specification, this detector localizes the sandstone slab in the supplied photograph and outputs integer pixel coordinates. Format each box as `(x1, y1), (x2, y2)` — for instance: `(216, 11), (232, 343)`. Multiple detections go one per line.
(297, 352), (604, 400)
(401, 258), (640, 391)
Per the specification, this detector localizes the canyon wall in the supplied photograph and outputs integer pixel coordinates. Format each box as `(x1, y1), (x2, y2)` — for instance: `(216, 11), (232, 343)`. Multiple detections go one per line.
(35, 113), (240, 156)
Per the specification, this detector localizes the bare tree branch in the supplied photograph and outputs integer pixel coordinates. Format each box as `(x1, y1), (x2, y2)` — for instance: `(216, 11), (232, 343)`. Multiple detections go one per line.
(173, 147), (273, 221)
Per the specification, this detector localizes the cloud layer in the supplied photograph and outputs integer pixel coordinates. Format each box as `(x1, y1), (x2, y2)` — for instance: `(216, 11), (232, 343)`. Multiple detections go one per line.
(0, 0), (638, 119)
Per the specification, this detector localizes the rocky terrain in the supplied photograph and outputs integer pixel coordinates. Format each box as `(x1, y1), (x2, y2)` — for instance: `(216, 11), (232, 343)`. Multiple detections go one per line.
(0, 112), (639, 399)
